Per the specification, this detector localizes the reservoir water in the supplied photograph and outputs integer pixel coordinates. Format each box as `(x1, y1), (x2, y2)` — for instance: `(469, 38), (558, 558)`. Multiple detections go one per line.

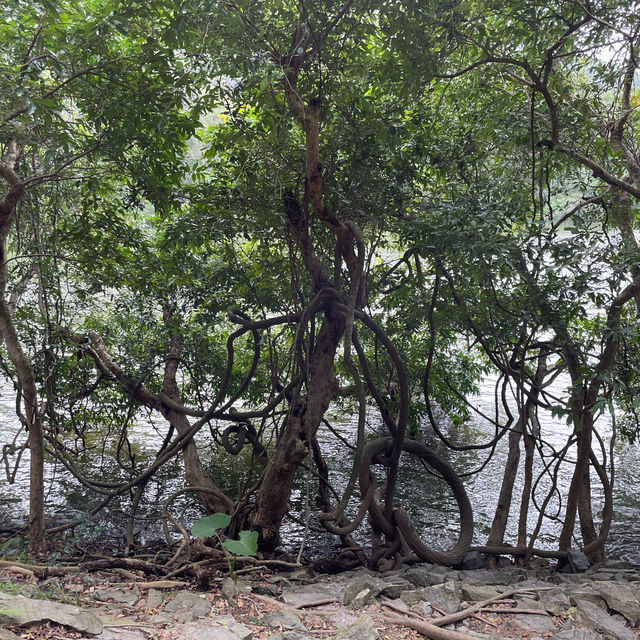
(0, 376), (639, 562)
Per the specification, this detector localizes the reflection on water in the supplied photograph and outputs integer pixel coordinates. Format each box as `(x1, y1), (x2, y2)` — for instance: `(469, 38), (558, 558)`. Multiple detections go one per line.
(1, 376), (639, 561)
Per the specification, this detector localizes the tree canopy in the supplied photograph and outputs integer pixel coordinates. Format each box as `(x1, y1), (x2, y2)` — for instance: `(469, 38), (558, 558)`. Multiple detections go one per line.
(1, 0), (639, 568)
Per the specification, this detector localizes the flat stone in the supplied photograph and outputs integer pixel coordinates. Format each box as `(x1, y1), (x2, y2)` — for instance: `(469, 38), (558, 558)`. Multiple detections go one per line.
(268, 633), (314, 640)
(146, 588), (165, 609)
(514, 596), (547, 611)
(412, 601), (432, 616)
(281, 583), (341, 607)
(96, 629), (147, 640)
(95, 587), (140, 607)
(149, 612), (173, 625)
(594, 582), (640, 626)
(221, 578), (251, 600)
(170, 616), (253, 640)
(403, 565), (447, 587)
(329, 609), (358, 629)
(460, 568), (523, 585)
(553, 630), (604, 640)
(343, 575), (387, 608)
(263, 609), (306, 631)
(419, 580), (462, 614)
(164, 591), (212, 620)
(553, 574), (586, 585)
(569, 590), (607, 609)
(460, 583), (503, 602)
(399, 589), (427, 604)
(539, 589), (572, 616)
(333, 614), (379, 640)
(575, 600), (637, 640)
(0, 592), (103, 635)
(511, 613), (557, 634)
(380, 578), (414, 599)
(0, 629), (20, 640)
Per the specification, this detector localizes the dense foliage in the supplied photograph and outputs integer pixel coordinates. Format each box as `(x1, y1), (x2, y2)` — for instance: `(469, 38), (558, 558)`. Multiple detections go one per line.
(1, 0), (639, 566)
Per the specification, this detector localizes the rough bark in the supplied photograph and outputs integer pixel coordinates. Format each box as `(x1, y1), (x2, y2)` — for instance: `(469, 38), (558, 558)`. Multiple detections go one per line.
(0, 142), (46, 554)
(161, 328), (234, 515)
(250, 311), (344, 552)
(486, 420), (522, 567)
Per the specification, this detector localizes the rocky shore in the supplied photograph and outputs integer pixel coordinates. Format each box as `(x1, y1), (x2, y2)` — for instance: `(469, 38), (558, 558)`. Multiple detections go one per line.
(1, 556), (639, 640)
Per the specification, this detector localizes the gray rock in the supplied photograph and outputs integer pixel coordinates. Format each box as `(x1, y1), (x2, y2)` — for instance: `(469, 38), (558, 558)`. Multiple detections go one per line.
(96, 629), (147, 640)
(589, 572), (616, 582)
(412, 601), (433, 617)
(148, 612), (173, 625)
(221, 578), (251, 600)
(164, 591), (212, 620)
(419, 580), (462, 614)
(329, 609), (358, 629)
(264, 610), (306, 631)
(403, 565), (447, 587)
(95, 587), (140, 607)
(553, 630), (604, 640)
(575, 600), (637, 640)
(333, 614), (379, 640)
(514, 596), (547, 611)
(0, 592), (103, 635)
(399, 589), (427, 604)
(567, 550), (591, 573)
(456, 550), (487, 570)
(0, 629), (20, 640)
(569, 590), (607, 609)
(145, 588), (164, 609)
(511, 613), (557, 634)
(554, 574), (587, 585)
(281, 583), (341, 607)
(170, 617), (253, 640)
(343, 575), (387, 608)
(460, 583), (503, 602)
(268, 633), (314, 640)
(594, 581), (640, 626)
(460, 568), (522, 585)
(538, 589), (572, 616)
(380, 578), (414, 599)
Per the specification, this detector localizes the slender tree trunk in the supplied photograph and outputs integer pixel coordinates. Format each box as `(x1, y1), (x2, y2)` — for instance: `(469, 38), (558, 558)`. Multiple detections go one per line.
(250, 313), (344, 553)
(517, 427), (535, 550)
(558, 390), (593, 555)
(0, 147), (45, 554)
(0, 261), (45, 554)
(486, 420), (522, 568)
(162, 328), (234, 515)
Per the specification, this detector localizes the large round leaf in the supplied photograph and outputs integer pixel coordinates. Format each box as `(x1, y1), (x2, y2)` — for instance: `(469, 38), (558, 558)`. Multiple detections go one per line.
(221, 530), (258, 557)
(191, 513), (231, 538)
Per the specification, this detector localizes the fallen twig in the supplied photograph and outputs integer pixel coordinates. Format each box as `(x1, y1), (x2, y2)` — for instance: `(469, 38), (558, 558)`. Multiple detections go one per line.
(480, 607), (550, 616)
(293, 597), (338, 609)
(425, 585), (553, 628)
(248, 593), (334, 616)
(381, 612), (491, 640)
(135, 580), (189, 590)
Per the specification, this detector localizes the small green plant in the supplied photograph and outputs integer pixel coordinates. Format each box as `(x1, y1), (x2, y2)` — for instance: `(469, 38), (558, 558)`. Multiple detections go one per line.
(191, 513), (258, 579)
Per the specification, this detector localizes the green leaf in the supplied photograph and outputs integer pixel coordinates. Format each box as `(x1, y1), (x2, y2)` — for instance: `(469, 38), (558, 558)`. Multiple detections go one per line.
(221, 530), (258, 557)
(191, 512), (231, 538)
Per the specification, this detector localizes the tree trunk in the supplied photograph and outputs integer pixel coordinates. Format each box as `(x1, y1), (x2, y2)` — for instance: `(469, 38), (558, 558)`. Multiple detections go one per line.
(0, 267), (45, 554)
(485, 420), (522, 567)
(162, 329), (234, 515)
(0, 150), (46, 553)
(250, 312), (344, 553)
(558, 391), (593, 556)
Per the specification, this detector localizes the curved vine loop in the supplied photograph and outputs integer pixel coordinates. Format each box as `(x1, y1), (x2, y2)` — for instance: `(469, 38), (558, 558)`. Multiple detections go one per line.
(360, 437), (474, 567)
